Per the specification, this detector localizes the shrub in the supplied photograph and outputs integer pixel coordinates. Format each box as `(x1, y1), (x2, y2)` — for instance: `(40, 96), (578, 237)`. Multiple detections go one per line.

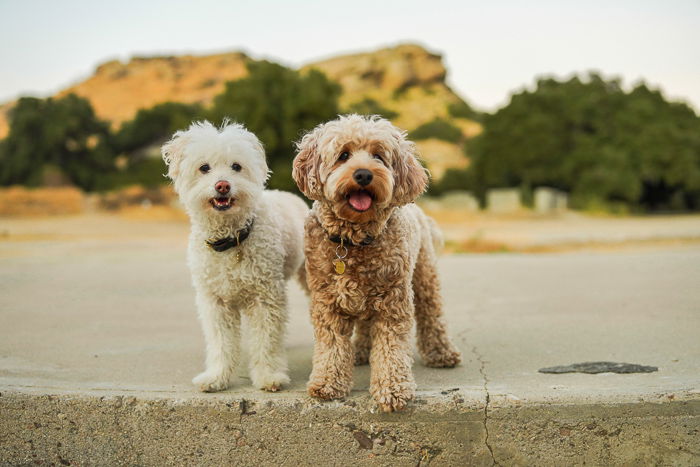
(448, 100), (480, 120)
(410, 118), (463, 143)
(345, 98), (398, 119)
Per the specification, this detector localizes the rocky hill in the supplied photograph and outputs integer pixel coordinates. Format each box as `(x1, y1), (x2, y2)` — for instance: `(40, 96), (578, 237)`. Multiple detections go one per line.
(305, 45), (461, 128)
(0, 44), (478, 177)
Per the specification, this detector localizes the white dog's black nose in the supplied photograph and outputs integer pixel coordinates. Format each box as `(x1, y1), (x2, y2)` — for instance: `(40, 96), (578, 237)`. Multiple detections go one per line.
(353, 169), (373, 186)
(215, 180), (230, 194)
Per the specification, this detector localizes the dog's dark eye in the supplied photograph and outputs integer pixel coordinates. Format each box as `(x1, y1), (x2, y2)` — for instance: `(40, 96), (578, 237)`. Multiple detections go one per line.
(199, 164), (210, 174)
(338, 151), (350, 161)
(373, 154), (384, 163)
(231, 163), (242, 172)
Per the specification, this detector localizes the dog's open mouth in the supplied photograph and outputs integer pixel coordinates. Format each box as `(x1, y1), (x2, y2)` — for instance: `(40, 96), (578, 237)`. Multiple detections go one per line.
(209, 197), (234, 211)
(346, 190), (373, 212)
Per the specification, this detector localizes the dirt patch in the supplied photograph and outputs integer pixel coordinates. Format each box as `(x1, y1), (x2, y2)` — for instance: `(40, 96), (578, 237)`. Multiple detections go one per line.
(99, 185), (178, 211)
(0, 185), (183, 219)
(0, 187), (84, 217)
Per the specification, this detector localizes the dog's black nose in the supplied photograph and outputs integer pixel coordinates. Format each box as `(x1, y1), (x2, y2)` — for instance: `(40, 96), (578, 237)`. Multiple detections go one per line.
(353, 169), (373, 186)
(215, 180), (230, 194)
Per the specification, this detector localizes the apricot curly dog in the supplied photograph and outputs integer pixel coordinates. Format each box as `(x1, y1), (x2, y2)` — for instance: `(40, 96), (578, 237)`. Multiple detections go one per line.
(292, 114), (461, 412)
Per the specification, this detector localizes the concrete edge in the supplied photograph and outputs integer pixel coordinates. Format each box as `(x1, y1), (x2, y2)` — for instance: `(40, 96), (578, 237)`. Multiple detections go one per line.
(1, 389), (699, 466)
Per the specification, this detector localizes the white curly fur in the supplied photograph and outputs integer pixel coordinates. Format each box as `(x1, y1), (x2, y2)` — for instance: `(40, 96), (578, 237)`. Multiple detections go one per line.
(162, 121), (308, 392)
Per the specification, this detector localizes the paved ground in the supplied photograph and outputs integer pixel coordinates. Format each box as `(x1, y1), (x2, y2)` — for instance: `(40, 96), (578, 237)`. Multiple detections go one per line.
(1, 213), (699, 465)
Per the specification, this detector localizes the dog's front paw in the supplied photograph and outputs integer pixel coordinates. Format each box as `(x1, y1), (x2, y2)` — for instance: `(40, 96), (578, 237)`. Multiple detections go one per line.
(372, 382), (416, 413)
(192, 370), (231, 392)
(250, 368), (290, 392)
(307, 380), (350, 401)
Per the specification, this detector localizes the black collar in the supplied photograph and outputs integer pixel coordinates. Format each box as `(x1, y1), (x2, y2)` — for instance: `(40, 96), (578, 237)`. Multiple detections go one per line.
(206, 218), (255, 252)
(328, 233), (374, 247)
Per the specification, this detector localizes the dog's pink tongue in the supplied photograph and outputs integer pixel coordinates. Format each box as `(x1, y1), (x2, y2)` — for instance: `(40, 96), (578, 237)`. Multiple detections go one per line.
(348, 191), (372, 211)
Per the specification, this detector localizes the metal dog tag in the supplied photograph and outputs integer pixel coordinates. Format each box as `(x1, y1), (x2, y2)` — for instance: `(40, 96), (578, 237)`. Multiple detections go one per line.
(333, 240), (348, 275)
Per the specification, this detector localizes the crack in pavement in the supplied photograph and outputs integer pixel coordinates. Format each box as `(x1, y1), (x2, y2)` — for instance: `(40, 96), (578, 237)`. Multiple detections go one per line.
(472, 346), (500, 467)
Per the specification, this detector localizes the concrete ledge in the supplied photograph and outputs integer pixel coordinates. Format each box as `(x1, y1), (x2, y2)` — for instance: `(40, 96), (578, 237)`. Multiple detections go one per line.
(1, 390), (698, 466)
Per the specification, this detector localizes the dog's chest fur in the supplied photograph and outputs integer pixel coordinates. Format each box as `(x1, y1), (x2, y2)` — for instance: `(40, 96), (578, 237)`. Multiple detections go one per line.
(305, 212), (416, 319)
(189, 242), (256, 301)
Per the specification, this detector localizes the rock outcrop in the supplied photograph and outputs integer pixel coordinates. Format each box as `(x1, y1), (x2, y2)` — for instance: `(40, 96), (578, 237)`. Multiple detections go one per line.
(304, 43), (469, 131)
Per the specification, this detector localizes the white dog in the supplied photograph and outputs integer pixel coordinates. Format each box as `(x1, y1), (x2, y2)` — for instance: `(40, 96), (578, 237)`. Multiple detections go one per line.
(162, 121), (308, 392)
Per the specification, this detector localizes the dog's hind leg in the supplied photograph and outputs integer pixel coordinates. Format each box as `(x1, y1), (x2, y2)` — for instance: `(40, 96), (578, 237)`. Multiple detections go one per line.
(192, 293), (241, 392)
(413, 247), (462, 368)
(245, 285), (290, 392)
(353, 319), (372, 366)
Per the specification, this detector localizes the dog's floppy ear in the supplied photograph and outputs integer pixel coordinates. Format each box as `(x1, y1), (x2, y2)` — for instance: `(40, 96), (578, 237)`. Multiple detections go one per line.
(391, 131), (429, 205)
(161, 129), (191, 181)
(293, 127), (324, 200)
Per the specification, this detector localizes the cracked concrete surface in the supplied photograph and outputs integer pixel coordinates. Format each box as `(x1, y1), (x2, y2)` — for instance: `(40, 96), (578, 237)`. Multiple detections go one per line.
(473, 346), (500, 466)
(1, 222), (700, 465)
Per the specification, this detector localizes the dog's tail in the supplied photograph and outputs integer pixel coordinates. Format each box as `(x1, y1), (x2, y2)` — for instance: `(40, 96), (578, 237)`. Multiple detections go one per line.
(428, 217), (444, 254)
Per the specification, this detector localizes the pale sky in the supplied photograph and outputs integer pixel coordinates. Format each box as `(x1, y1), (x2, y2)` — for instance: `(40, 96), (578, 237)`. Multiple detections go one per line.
(1, 0), (698, 112)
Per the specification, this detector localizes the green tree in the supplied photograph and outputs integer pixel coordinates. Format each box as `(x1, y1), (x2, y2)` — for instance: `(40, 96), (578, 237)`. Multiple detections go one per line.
(469, 73), (700, 211)
(0, 97), (49, 186)
(0, 94), (115, 190)
(209, 61), (341, 191)
(410, 118), (463, 143)
(345, 98), (398, 119)
(114, 102), (204, 153)
(448, 99), (481, 121)
(428, 167), (474, 196)
(103, 101), (205, 189)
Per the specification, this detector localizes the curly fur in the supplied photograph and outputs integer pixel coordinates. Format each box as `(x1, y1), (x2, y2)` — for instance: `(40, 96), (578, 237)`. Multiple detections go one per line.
(163, 121), (308, 393)
(293, 115), (461, 412)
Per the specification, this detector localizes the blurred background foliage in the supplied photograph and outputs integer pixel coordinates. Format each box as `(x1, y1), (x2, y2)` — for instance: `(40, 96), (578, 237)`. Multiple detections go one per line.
(410, 118), (464, 144)
(0, 94), (114, 191)
(345, 98), (398, 120)
(1, 65), (699, 212)
(430, 73), (700, 212)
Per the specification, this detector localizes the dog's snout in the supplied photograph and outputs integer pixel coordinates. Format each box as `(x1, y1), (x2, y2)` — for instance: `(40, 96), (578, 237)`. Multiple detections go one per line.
(215, 180), (230, 194)
(353, 169), (373, 186)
